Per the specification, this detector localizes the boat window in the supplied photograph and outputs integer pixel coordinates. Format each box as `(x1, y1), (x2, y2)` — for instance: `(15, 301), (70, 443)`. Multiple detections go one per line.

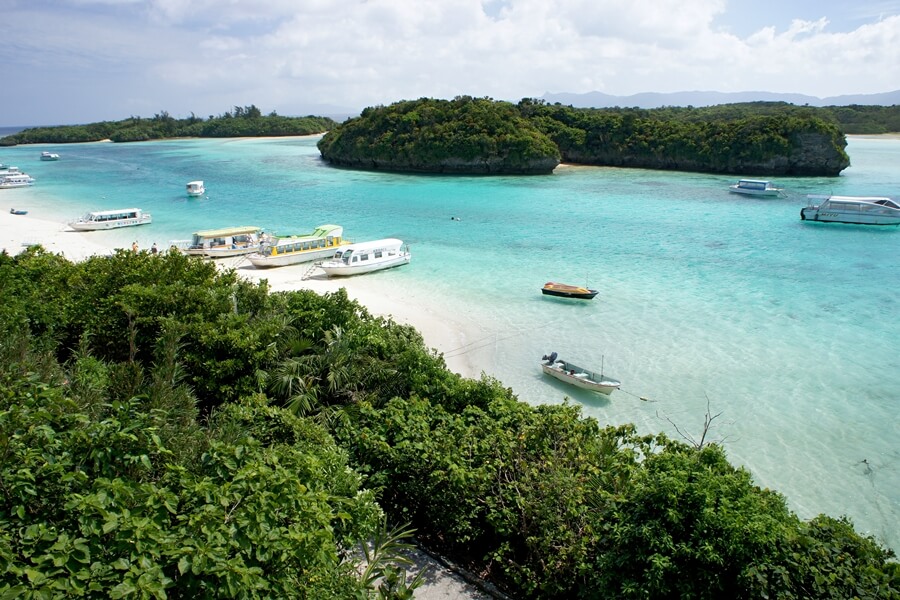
(374, 251), (382, 258)
(360, 253), (369, 261)
(351, 256), (358, 263)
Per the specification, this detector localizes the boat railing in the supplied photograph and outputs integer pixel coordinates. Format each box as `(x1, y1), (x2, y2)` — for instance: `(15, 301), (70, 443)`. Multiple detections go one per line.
(168, 240), (192, 251)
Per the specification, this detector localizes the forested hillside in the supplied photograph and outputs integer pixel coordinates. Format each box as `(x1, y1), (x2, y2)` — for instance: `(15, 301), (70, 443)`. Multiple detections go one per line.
(2, 247), (897, 598)
(319, 97), (850, 176)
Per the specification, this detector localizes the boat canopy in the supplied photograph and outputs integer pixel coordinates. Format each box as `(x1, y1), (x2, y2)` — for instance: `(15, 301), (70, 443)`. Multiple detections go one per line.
(84, 208), (143, 220)
(191, 226), (261, 238)
(807, 194), (898, 207)
(735, 179), (776, 190)
(339, 238), (403, 254)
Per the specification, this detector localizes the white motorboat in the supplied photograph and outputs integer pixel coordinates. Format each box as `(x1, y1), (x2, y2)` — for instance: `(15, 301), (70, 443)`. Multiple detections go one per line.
(174, 226), (266, 258)
(800, 195), (900, 226)
(69, 208), (152, 231)
(248, 224), (349, 268)
(319, 238), (410, 277)
(40, 151), (60, 161)
(186, 180), (205, 197)
(540, 352), (620, 395)
(728, 179), (784, 197)
(0, 173), (36, 189)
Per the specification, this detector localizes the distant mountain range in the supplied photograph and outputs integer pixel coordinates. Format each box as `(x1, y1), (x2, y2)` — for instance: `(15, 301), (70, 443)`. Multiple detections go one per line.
(540, 90), (900, 109)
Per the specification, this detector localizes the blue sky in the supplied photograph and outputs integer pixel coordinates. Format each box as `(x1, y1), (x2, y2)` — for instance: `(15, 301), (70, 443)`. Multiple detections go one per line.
(2, 0), (899, 126)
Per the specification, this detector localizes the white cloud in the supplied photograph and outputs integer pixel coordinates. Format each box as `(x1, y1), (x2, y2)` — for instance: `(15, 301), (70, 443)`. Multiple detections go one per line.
(3, 0), (899, 124)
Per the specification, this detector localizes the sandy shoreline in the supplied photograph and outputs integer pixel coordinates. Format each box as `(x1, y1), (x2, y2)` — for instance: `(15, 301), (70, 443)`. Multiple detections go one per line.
(1, 208), (478, 378)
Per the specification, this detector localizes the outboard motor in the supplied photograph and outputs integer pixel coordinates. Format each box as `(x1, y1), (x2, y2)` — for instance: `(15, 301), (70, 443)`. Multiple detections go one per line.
(542, 351), (558, 365)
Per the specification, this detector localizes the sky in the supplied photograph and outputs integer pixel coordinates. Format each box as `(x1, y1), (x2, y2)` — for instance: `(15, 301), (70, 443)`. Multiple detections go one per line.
(2, 0), (900, 126)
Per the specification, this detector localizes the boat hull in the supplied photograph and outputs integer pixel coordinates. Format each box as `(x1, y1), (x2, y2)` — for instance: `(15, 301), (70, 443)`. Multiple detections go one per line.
(801, 207), (900, 226)
(541, 288), (598, 300)
(729, 187), (782, 197)
(320, 254), (410, 277)
(69, 216), (152, 231)
(183, 245), (260, 258)
(541, 282), (598, 300)
(0, 182), (34, 189)
(248, 246), (341, 268)
(541, 362), (620, 395)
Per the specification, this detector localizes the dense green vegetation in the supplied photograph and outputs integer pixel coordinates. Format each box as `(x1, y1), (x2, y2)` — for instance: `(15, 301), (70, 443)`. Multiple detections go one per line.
(320, 98), (851, 176)
(1, 247), (898, 598)
(317, 97), (561, 174)
(0, 105), (337, 146)
(527, 99), (851, 175)
(823, 104), (900, 134)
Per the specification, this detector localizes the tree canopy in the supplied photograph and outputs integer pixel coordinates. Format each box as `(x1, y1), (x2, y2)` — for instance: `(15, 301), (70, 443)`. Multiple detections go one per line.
(0, 106), (338, 145)
(1, 246), (897, 598)
(318, 97), (851, 176)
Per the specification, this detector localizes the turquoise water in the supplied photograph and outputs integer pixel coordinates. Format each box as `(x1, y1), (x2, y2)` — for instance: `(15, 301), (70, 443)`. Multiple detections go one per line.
(3, 136), (899, 552)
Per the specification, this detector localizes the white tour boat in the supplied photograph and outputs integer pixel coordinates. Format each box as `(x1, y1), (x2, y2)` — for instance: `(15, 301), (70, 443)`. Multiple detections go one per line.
(248, 224), (349, 268)
(540, 352), (621, 395)
(319, 238), (410, 277)
(728, 179), (784, 197)
(186, 181), (205, 197)
(800, 195), (900, 226)
(175, 226), (266, 258)
(0, 173), (36, 189)
(40, 151), (60, 161)
(69, 208), (152, 231)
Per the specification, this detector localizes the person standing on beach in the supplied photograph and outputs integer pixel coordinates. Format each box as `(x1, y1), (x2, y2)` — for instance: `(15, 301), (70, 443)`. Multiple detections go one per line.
(132, 241), (138, 253)
(151, 242), (158, 254)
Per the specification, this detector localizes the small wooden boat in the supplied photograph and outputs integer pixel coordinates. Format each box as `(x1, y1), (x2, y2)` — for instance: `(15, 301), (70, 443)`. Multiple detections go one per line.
(541, 282), (598, 300)
(540, 352), (620, 395)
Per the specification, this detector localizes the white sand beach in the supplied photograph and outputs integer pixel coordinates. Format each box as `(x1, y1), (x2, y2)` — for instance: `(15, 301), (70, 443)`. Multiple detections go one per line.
(0, 208), (478, 378)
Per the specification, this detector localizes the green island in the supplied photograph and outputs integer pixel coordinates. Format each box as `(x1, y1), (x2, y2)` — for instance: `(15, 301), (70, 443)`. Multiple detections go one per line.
(2, 247), (897, 598)
(5, 99), (900, 177)
(0, 105), (337, 145)
(318, 96), (856, 176)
